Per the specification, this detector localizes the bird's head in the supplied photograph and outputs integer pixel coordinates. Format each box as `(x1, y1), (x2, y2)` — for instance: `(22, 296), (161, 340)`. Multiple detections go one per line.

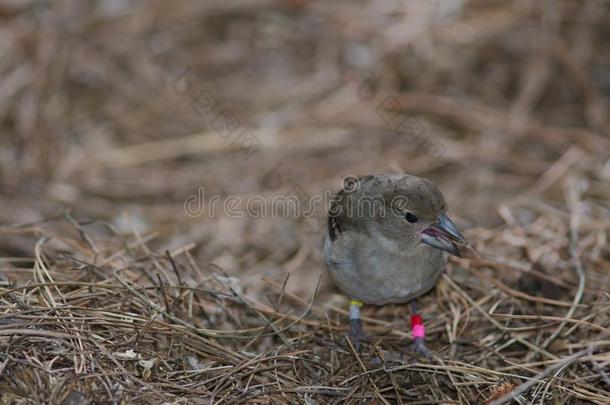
(370, 175), (467, 257)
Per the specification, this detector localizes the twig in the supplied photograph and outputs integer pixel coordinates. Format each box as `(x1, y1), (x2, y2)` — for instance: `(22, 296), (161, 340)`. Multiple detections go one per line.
(540, 177), (587, 351)
(489, 347), (594, 405)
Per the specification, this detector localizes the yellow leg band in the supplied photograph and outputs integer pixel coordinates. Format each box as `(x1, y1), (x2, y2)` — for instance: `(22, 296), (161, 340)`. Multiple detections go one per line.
(350, 300), (363, 320)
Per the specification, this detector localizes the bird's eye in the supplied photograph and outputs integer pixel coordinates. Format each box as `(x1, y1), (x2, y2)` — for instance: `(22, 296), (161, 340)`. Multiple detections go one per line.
(405, 212), (418, 223)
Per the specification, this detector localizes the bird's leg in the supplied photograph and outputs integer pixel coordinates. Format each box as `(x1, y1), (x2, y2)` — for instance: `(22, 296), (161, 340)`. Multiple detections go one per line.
(348, 299), (368, 349)
(409, 300), (431, 358)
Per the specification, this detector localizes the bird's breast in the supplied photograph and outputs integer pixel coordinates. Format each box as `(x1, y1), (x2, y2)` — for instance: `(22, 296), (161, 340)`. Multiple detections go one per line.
(325, 234), (447, 305)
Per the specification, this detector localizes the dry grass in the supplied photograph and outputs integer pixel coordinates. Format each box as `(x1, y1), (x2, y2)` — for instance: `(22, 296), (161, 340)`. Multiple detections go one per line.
(1, 0), (610, 403)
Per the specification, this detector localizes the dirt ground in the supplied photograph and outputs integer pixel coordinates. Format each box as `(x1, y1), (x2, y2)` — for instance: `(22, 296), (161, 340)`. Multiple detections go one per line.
(1, 1), (609, 404)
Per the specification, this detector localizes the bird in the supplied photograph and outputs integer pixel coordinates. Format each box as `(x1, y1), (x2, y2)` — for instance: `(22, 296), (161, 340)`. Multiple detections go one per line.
(324, 174), (468, 355)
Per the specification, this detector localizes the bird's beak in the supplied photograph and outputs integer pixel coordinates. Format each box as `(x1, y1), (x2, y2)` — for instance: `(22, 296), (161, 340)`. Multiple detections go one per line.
(421, 213), (466, 257)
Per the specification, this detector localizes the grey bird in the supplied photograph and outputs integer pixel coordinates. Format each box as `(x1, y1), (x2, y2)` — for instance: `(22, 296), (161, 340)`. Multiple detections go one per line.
(324, 174), (468, 355)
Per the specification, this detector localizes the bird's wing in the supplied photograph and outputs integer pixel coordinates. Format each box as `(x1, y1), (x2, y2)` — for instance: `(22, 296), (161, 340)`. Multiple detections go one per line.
(327, 175), (377, 241)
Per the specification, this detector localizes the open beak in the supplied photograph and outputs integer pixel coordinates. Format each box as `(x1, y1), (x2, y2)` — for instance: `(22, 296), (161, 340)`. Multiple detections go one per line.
(421, 213), (466, 257)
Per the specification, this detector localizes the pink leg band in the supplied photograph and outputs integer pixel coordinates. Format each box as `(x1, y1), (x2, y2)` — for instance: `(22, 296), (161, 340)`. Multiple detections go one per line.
(411, 315), (425, 339)
(412, 324), (426, 339)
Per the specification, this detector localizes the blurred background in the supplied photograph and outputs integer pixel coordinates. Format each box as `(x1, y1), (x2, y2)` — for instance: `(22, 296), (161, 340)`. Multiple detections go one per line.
(1, 0), (610, 402)
(2, 0), (610, 302)
(2, 0), (609, 299)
